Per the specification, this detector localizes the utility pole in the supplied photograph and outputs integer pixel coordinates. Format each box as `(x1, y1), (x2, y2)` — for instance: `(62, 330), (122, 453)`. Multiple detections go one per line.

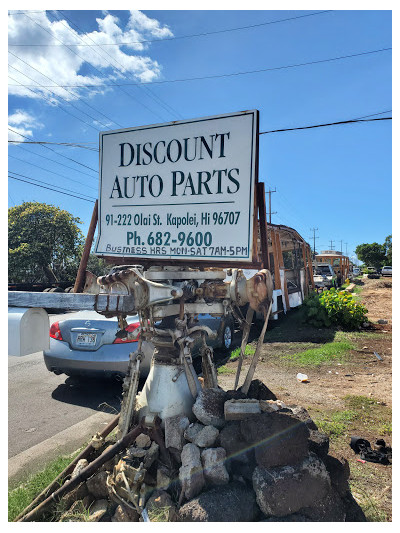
(266, 187), (277, 224)
(345, 242), (348, 256)
(329, 240), (335, 251)
(309, 228), (319, 257)
(340, 240), (343, 253)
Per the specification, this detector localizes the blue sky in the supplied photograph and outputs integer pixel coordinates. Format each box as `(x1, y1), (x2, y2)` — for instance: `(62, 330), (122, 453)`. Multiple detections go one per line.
(8, 8), (392, 264)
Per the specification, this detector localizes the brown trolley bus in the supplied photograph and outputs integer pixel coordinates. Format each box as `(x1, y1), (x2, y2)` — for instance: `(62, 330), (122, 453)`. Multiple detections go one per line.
(246, 223), (314, 319)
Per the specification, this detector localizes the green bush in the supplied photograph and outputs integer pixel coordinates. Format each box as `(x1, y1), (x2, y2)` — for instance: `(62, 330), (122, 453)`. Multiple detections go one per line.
(302, 289), (368, 330)
(302, 292), (331, 328)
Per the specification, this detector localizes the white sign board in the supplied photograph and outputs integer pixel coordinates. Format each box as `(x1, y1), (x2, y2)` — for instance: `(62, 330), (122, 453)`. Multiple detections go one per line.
(95, 110), (259, 263)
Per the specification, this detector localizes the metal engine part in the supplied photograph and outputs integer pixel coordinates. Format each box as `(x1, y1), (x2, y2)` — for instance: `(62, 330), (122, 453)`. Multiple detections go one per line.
(136, 345), (202, 425)
(95, 265), (275, 433)
(107, 458), (147, 512)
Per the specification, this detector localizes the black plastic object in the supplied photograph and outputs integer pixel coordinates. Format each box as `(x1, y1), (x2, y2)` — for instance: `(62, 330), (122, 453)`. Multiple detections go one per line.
(350, 436), (391, 465)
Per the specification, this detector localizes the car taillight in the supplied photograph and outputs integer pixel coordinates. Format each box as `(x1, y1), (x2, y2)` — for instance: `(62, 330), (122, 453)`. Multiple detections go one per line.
(113, 322), (140, 344)
(49, 321), (63, 341)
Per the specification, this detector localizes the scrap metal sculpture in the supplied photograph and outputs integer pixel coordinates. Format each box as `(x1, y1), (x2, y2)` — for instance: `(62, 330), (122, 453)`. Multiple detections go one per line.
(83, 264), (273, 437)
(9, 265), (273, 520)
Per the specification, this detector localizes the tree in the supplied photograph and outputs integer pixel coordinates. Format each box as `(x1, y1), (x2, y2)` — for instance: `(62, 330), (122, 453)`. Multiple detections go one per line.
(355, 242), (386, 269)
(383, 234), (392, 265)
(8, 202), (84, 283)
(84, 250), (109, 277)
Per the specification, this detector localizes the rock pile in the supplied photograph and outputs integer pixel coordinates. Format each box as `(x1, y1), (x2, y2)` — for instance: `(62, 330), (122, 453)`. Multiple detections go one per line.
(58, 380), (366, 522)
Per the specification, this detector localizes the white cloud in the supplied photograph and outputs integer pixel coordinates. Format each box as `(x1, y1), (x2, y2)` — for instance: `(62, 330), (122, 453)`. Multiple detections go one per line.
(127, 10), (173, 40)
(8, 126), (33, 142)
(8, 109), (44, 141)
(8, 11), (173, 101)
(9, 109), (40, 127)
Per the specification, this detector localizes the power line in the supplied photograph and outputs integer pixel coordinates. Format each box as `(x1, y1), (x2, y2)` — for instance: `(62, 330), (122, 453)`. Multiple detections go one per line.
(270, 190), (310, 238)
(10, 46), (391, 89)
(8, 140), (98, 151)
(8, 67), (104, 132)
(20, 11), (169, 123)
(55, 10), (183, 121)
(8, 10), (45, 15)
(8, 127), (98, 173)
(49, 9), (171, 122)
(8, 71), (102, 133)
(10, 143), (98, 180)
(9, 154), (98, 191)
(8, 49), (121, 129)
(9, 170), (95, 199)
(9, 10), (333, 47)
(274, 213), (308, 237)
(353, 109), (391, 119)
(8, 112), (391, 164)
(9, 171), (96, 202)
(266, 190), (309, 237)
(8, 111), (391, 158)
(9, 175), (95, 203)
(260, 116), (391, 134)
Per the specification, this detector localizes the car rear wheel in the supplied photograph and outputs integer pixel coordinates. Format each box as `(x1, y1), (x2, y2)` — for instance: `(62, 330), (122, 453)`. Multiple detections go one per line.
(222, 322), (233, 351)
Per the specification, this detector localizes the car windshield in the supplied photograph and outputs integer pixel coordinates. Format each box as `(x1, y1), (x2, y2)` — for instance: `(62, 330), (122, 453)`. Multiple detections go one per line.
(316, 266), (331, 275)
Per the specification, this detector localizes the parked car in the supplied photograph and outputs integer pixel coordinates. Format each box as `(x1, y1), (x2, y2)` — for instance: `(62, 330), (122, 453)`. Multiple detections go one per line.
(381, 266), (392, 277)
(313, 263), (338, 289)
(43, 310), (234, 379)
(366, 267), (380, 279)
(352, 267), (361, 277)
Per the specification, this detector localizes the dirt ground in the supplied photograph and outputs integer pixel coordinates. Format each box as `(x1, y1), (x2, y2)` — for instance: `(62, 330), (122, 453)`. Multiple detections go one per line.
(218, 277), (392, 521)
(359, 277), (392, 324)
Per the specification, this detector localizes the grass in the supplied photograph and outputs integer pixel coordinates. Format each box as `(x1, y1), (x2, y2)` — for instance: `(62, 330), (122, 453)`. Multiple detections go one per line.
(313, 395), (392, 520)
(280, 340), (354, 366)
(217, 365), (235, 375)
(57, 500), (92, 522)
(313, 394), (392, 440)
(147, 505), (174, 522)
(377, 421), (392, 436)
(334, 330), (383, 341)
(229, 344), (256, 361)
(344, 395), (392, 436)
(315, 410), (358, 438)
(349, 485), (388, 522)
(351, 284), (364, 302)
(344, 394), (378, 410)
(8, 451), (79, 522)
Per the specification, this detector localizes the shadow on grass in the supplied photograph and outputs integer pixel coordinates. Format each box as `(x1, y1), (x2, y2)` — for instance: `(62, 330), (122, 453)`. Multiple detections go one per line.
(250, 307), (337, 345)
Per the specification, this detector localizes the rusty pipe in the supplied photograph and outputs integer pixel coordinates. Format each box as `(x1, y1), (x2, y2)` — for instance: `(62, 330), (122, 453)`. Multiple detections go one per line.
(14, 413), (120, 522)
(73, 199), (98, 293)
(18, 418), (144, 523)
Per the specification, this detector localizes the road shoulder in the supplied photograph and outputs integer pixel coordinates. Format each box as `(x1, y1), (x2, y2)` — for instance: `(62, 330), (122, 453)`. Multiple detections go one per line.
(8, 411), (115, 488)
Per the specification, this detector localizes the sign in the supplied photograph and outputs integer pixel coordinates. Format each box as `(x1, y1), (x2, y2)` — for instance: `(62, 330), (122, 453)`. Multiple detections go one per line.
(95, 110), (259, 263)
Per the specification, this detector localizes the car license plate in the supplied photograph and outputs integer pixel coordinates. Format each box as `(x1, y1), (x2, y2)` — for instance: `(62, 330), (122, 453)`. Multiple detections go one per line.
(76, 333), (97, 346)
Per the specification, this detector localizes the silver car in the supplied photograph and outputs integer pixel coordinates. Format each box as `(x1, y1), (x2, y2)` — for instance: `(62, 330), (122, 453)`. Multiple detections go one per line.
(313, 264), (337, 289)
(43, 311), (234, 379)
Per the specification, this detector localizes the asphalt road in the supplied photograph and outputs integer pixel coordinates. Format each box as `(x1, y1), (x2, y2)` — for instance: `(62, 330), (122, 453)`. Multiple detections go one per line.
(8, 313), (123, 459)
